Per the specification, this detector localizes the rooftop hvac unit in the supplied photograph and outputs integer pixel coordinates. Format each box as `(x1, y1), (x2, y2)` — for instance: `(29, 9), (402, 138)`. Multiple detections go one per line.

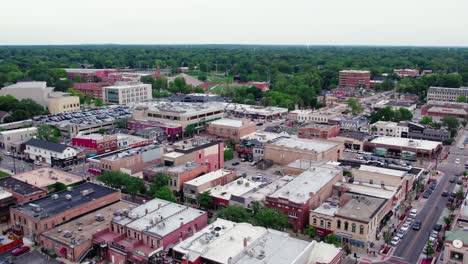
(95, 214), (105, 222)
(63, 230), (72, 238)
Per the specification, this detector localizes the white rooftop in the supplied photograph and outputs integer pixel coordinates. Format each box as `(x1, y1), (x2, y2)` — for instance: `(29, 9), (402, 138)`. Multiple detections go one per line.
(370, 136), (441, 151)
(268, 164), (342, 204)
(0, 127), (37, 136)
(241, 131), (282, 143)
(208, 179), (263, 201)
(335, 182), (397, 200)
(209, 119), (246, 128)
(241, 176), (294, 202)
(2, 81), (47, 89)
(269, 137), (340, 153)
(358, 165), (407, 177)
(0, 188), (13, 200)
(163, 152), (185, 159)
(185, 169), (233, 187)
(313, 201), (340, 216)
(307, 242), (342, 264)
(138, 101), (225, 117)
(223, 103), (288, 116)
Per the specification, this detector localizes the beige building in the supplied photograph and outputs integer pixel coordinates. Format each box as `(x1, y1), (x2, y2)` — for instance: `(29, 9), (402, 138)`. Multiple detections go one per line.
(443, 195), (468, 264)
(427, 86), (468, 103)
(0, 127), (37, 152)
(263, 137), (344, 165)
(206, 118), (256, 141)
(102, 82), (152, 105)
(47, 92), (80, 114)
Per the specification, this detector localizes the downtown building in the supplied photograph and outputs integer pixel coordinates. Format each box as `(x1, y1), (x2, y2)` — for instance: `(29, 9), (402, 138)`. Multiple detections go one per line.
(338, 70), (371, 89)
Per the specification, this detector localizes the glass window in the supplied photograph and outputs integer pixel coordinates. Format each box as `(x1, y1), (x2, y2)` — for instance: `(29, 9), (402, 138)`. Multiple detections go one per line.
(337, 220), (341, 229)
(360, 225), (364, 235)
(344, 222), (349, 231)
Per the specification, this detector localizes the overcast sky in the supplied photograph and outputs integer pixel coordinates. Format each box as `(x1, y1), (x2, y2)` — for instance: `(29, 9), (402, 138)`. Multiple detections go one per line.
(1, 0), (467, 46)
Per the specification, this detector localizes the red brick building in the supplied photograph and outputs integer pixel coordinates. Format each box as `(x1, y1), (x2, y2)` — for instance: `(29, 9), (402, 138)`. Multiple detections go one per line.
(394, 69), (420, 77)
(339, 70), (371, 89)
(72, 134), (118, 154)
(127, 120), (183, 141)
(72, 82), (109, 99)
(10, 182), (120, 242)
(65, 69), (117, 82)
(0, 177), (47, 204)
(143, 162), (209, 192)
(421, 102), (468, 119)
(298, 123), (340, 140)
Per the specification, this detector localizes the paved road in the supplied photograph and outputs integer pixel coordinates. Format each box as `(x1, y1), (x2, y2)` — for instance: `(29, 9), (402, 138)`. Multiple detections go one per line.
(393, 131), (466, 263)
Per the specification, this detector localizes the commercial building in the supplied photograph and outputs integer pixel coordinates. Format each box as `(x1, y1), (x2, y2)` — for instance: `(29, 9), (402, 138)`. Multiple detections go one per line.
(427, 86), (468, 103)
(371, 121), (409, 138)
(443, 194), (468, 263)
(421, 102), (468, 119)
(329, 116), (369, 132)
(144, 162), (209, 192)
(72, 82), (108, 99)
(92, 198), (207, 264)
(134, 127), (167, 142)
(72, 134), (118, 154)
(172, 218), (343, 264)
(116, 133), (152, 149)
(363, 136), (443, 160)
(168, 93), (225, 103)
(132, 101), (225, 131)
(264, 137), (343, 165)
(206, 119), (256, 141)
(24, 139), (79, 167)
(0, 127), (37, 153)
(87, 145), (162, 175)
(0, 176), (47, 204)
(236, 131), (283, 161)
(298, 123), (340, 140)
(127, 120), (182, 141)
(404, 122), (451, 142)
(288, 108), (343, 123)
(12, 168), (83, 189)
(209, 178), (263, 208)
(10, 182), (121, 241)
(372, 100), (416, 112)
(332, 131), (371, 151)
(103, 82), (152, 105)
(64, 68), (117, 82)
(265, 162), (343, 231)
(0, 189), (16, 221)
(0, 82), (80, 114)
(224, 103), (288, 120)
(394, 69), (420, 77)
(40, 200), (133, 262)
(183, 169), (237, 203)
(338, 70), (371, 89)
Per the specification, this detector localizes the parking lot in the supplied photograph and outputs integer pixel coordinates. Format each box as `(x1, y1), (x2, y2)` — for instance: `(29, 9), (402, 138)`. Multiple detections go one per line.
(342, 150), (415, 170)
(224, 156), (284, 184)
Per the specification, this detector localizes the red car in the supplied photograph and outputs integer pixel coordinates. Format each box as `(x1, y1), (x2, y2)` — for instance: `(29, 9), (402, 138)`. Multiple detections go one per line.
(11, 246), (30, 256)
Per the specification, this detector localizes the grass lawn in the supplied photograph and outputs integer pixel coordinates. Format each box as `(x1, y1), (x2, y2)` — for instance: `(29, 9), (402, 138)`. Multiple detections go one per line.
(0, 171), (10, 178)
(207, 76), (234, 83)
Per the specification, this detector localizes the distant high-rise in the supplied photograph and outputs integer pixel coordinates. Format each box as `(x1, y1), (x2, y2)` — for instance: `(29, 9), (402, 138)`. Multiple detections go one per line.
(338, 70), (371, 89)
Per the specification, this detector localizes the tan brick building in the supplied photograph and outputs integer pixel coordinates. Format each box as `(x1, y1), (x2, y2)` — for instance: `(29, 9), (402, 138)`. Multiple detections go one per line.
(206, 119), (256, 141)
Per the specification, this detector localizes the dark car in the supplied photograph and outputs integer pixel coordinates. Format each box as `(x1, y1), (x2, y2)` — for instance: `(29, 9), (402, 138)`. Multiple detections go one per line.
(434, 224), (443, 232)
(442, 191), (449, 197)
(429, 182), (437, 190)
(423, 190), (431, 199)
(448, 196), (455, 203)
(457, 180), (464, 185)
(450, 177), (457, 183)
(232, 162), (240, 166)
(412, 220), (422, 231)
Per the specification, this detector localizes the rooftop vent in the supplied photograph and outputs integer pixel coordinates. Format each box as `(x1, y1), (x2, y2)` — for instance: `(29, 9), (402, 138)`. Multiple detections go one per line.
(95, 214), (105, 222)
(63, 230), (72, 238)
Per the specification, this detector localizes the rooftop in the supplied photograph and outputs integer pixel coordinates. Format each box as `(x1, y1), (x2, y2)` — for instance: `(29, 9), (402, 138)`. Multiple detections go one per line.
(335, 193), (387, 223)
(89, 145), (161, 162)
(42, 200), (133, 247)
(335, 182), (397, 200)
(209, 119), (251, 128)
(104, 82), (150, 89)
(370, 137), (442, 151)
(340, 70), (371, 74)
(163, 151), (186, 159)
(0, 127), (37, 136)
(268, 164), (342, 204)
(185, 169), (234, 187)
(0, 188), (13, 200)
(12, 182), (119, 220)
(12, 168), (83, 188)
(2, 81), (47, 89)
(428, 106), (467, 115)
(241, 131), (282, 143)
(358, 165), (407, 178)
(445, 229), (468, 245)
(0, 176), (45, 197)
(152, 162), (204, 174)
(268, 136), (341, 153)
(223, 103), (288, 116)
(209, 179), (263, 201)
(25, 139), (73, 153)
(137, 101), (225, 117)
(301, 123), (338, 130)
(241, 176), (294, 203)
(112, 198), (206, 237)
(173, 137), (221, 153)
(313, 201), (340, 216)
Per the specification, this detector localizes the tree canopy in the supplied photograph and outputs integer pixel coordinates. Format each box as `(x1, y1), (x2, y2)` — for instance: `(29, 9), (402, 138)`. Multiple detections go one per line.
(370, 106), (413, 123)
(37, 124), (61, 143)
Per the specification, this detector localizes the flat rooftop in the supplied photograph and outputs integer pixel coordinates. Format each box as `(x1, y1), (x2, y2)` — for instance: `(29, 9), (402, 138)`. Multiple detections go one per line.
(335, 193), (387, 223)
(209, 179), (263, 201)
(268, 164), (342, 204)
(172, 137), (221, 153)
(2, 81), (47, 89)
(241, 131), (282, 143)
(13, 168), (83, 188)
(357, 165), (407, 177)
(141, 101), (225, 117)
(428, 106), (467, 115)
(268, 137), (340, 153)
(313, 201), (340, 217)
(42, 200), (133, 247)
(301, 123), (338, 129)
(163, 151), (185, 159)
(12, 182), (119, 220)
(223, 103), (288, 116)
(335, 182), (397, 200)
(370, 136), (441, 151)
(0, 188), (13, 200)
(89, 145), (160, 161)
(112, 198), (206, 237)
(155, 162), (204, 174)
(0, 127), (37, 136)
(209, 119), (246, 128)
(185, 169), (233, 187)
(241, 175), (294, 202)
(0, 176), (45, 197)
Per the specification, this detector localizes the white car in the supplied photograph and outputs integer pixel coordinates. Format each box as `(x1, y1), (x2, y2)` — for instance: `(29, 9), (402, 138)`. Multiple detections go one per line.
(396, 229), (405, 238)
(455, 158), (461, 164)
(34, 160), (42, 166)
(401, 223), (410, 232)
(4, 151), (12, 156)
(431, 230), (439, 239)
(390, 236), (400, 246)
(460, 145), (465, 149)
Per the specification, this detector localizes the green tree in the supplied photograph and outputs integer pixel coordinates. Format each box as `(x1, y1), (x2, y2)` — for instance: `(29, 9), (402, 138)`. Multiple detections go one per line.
(346, 98), (363, 115)
(420, 116), (433, 125)
(304, 225), (317, 238)
(383, 226), (393, 246)
(398, 108), (413, 121)
(215, 205), (250, 223)
(324, 234), (341, 247)
(443, 216), (454, 229)
(198, 191), (213, 209)
(154, 186), (177, 202)
(94, 98), (104, 107)
(457, 95), (467, 103)
(98, 128), (108, 134)
(37, 124), (61, 143)
(224, 148), (234, 161)
(47, 182), (67, 193)
(442, 116), (460, 130)
(456, 185), (465, 200)
(152, 173), (170, 190)
(424, 240), (435, 259)
(253, 207), (290, 230)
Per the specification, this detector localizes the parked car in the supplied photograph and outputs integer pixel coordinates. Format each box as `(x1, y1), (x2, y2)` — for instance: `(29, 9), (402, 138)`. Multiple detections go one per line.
(457, 180), (464, 185)
(431, 230), (439, 239)
(4, 151), (12, 156)
(423, 190), (431, 199)
(434, 224), (443, 232)
(11, 246), (30, 256)
(396, 229), (405, 238)
(390, 236), (400, 246)
(232, 162), (240, 166)
(429, 182), (437, 190)
(401, 222), (410, 232)
(442, 191), (449, 197)
(412, 220), (422, 231)
(450, 177), (457, 183)
(455, 158), (461, 164)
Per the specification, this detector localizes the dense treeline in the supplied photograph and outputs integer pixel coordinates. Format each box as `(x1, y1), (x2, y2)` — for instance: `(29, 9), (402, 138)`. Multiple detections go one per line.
(0, 45), (467, 109)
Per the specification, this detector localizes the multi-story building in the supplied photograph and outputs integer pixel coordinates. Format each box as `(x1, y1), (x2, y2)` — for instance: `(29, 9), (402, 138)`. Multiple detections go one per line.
(183, 169), (236, 203)
(330, 116), (369, 132)
(24, 139), (79, 167)
(288, 109), (342, 123)
(40, 200), (133, 262)
(87, 145), (162, 175)
(0, 177), (47, 204)
(12, 168), (83, 190)
(92, 198), (208, 264)
(298, 123), (340, 140)
(405, 122), (451, 142)
(223, 103), (288, 120)
(72, 134), (118, 154)
(371, 121), (409, 138)
(372, 100), (416, 112)
(206, 119), (256, 142)
(209, 178), (263, 208)
(103, 82), (152, 105)
(427, 86), (468, 102)
(10, 182), (120, 241)
(168, 93), (225, 103)
(394, 69), (419, 77)
(132, 101), (225, 131)
(127, 120), (183, 141)
(363, 136), (443, 160)
(338, 70), (371, 89)
(144, 162), (209, 192)
(236, 131), (282, 161)
(64, 68), (117, 82)
(72, 82), (109, 99)
(265, 162), (343, 232)
(0, 189), (16, 221)
(421, 102), (468, 119)
(47, 92), (81, 114)
(443, 195), (468, 264)
(0, 127), (37, 153)
(115, 133), (152, 149)
(263, 137), (344, 165)
(172, 218), (343, 264)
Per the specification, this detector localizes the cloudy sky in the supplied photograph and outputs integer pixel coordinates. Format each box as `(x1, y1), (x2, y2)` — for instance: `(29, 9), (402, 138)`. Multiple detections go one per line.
(1, 0), (467, 46)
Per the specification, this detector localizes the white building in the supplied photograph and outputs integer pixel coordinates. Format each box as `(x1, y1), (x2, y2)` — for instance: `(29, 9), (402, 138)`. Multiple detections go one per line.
(102, 82), (152, 105)
(24, 139), (78, 166)
(0, 127), (37, 152)
(371, 121), (409, 137)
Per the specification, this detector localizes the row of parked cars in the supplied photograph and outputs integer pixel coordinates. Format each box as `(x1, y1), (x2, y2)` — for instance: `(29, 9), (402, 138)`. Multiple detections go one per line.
(391, 209), (420, 246)
(35, 106), (132, 126)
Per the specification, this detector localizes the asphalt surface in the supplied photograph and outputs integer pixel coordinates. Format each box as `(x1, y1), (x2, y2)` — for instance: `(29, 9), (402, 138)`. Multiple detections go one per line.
(392, 132), (466, 263)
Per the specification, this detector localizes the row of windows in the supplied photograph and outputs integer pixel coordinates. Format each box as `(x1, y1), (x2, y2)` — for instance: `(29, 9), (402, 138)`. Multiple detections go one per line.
(336, 220), (365, 235)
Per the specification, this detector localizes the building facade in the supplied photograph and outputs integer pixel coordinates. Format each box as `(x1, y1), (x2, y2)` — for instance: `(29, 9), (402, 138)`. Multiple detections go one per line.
(72, 134), (118, 154)
(24, 139), (79, 166)
(427, 86), (468, 102)
(103, 82), (152, 105)
(298, 123), (340, 140)
(0, 127), (37, 153)
(206, 119), (256, 141)
(371, 121), (409, 138)
(338, 70), (371, 89)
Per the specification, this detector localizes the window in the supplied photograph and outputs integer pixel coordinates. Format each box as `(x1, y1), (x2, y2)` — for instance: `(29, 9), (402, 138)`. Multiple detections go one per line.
(327, 221), (331, 229)
(44, 224), (48, 230)
(344, 221), (349, 231)
(359, 225), (364, 235)
(320, 220), (324, 227)
(288, 211), (298, 218)
(313, 217), (317, 225)
(352, 223), (356, 233)
(337, 220), (341, 229)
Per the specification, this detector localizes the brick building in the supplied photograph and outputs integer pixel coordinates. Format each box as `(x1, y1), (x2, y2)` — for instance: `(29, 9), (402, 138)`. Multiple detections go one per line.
(298, 123), (340, 140)
(10, 182), (120, 242)
(143, 162), (209, 192)
(338, 70), (371, 89)
(265, 162), (343, 232)
(64, 69), (117, 82)
(421, 102), (468, 119)
(72, 82), (109, 99)
(127, 120), (183, 141)
(0, 177), (47, 204)
(183, 169), (236, 203)
(206, 119), (256, 142)
(72, 134), (118, 154)
(394, 69), (420, 77)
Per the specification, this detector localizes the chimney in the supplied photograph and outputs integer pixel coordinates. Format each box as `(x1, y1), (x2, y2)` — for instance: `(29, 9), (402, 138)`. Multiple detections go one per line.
(243, 237), (248, 248)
